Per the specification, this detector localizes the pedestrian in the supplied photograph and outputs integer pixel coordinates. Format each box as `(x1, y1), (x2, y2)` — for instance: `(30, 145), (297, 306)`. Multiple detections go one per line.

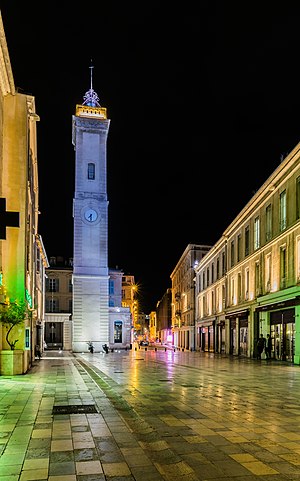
(35, 344), (41, 360)
(266, 334), (272, 359)
(257, 334), (266, 360)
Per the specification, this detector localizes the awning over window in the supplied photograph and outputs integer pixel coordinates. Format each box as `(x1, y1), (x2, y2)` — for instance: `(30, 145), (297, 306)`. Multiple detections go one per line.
(255, 297), (300, 312)
(225, 309), (249, 319)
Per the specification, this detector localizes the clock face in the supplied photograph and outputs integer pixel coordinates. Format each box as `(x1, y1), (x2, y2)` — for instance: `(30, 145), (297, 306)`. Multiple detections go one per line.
(84, 208), (98, 222)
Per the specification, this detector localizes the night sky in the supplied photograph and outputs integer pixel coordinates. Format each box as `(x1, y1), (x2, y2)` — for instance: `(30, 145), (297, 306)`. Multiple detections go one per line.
(1, 3), (300, 313)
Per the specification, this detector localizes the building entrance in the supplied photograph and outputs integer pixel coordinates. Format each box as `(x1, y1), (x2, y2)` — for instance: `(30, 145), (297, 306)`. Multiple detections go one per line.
(239, 322), (248, 356)
(270, 309), (295, 362)
(200, 324), (214, 352)
(216, 322), (225, 353)
(44, 322), (63, 350)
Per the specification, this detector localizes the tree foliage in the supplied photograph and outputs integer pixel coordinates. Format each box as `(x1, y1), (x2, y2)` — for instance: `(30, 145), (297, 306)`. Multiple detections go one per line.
(0, 300), (28, 350)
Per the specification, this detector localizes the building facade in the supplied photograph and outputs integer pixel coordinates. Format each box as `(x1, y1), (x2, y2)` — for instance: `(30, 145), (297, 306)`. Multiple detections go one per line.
(121, 274), (137, 331)
(156, 288), (172, 344)
(149, 310), (157, 341)
(109, 269), (131, 349)
(0, 11), (47, 373)
(45, 257), (131, 351)
(195, 144), (300, 363)
(44, 256), (73, 350)
(170, 244), (211, 350)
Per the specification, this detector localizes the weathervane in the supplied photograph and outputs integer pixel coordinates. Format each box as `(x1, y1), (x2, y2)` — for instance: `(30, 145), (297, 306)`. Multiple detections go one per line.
(82, 60), (100, 107)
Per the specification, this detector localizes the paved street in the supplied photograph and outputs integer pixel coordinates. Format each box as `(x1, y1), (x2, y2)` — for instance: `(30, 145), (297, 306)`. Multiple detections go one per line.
(1, 347), (300, 480)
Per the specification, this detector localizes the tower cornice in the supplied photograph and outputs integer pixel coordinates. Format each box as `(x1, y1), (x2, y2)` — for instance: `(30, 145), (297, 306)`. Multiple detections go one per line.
(75, 104), (107, 119)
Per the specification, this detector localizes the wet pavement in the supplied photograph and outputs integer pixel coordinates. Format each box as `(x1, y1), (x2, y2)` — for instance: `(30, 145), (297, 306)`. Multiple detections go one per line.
(1, 346), (300, 480)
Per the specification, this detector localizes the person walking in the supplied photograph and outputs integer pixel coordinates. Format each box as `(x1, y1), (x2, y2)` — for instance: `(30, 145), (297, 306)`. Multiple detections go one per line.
(35, 344), (42, 360)
(266, 334), (272, 359)
(257, 334), (266, 360)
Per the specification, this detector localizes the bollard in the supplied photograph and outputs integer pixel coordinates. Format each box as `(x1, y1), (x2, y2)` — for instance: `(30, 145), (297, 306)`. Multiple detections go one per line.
(135, 347), (137, 351)
(174, 348), (176, 352)
(165, 347), (167, 352)
(155, 347), (157, 351)
(145, 347), (147, 351)
(182, 348), (184, 352)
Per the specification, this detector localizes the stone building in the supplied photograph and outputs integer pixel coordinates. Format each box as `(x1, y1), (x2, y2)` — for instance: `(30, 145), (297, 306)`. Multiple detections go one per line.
(170, 244), (211, 350)
(0, 11), (48, 374)
(195, 144), (300, 363)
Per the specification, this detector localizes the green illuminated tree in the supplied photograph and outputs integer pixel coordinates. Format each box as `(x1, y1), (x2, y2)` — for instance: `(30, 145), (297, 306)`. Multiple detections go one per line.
(0, 300), (28, 350)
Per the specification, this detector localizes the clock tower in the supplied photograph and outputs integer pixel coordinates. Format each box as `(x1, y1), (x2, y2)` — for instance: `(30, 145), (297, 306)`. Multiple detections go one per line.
(72, 67), (110, 352)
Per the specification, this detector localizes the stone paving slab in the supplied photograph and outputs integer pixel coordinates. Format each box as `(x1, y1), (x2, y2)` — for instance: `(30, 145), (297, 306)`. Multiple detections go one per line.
(0, 349), (300, 480)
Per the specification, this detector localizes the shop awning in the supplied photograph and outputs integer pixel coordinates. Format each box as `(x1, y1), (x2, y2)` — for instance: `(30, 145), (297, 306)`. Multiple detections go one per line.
(225, 309), (249, 319)
(255, 297), (300, 312)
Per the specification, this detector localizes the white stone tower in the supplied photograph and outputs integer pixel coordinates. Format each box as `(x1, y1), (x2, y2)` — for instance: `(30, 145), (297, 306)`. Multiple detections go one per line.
(72, 66), (110, 352)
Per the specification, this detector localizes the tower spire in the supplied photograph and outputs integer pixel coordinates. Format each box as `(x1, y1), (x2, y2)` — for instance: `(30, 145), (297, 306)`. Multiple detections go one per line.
(82, 60), (100, 107)
(90, 60), (93, 90)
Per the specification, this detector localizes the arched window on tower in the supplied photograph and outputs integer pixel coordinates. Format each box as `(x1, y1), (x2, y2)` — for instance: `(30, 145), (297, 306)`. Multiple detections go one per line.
(87, 163), (95, 180)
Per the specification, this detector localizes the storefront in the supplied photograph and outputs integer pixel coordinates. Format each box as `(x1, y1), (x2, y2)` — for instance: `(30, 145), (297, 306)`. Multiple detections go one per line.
(256, 294), (300, 363)
(225, 310), (249, 356)
(257, 305), (296, 361)
(270, 309), (295, 361)
(216, 320), (225, 353)
(198, 320), (215, 352)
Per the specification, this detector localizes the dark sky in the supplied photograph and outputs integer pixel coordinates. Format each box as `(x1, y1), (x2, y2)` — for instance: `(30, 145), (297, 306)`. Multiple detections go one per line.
(1, 3), (300, 313)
